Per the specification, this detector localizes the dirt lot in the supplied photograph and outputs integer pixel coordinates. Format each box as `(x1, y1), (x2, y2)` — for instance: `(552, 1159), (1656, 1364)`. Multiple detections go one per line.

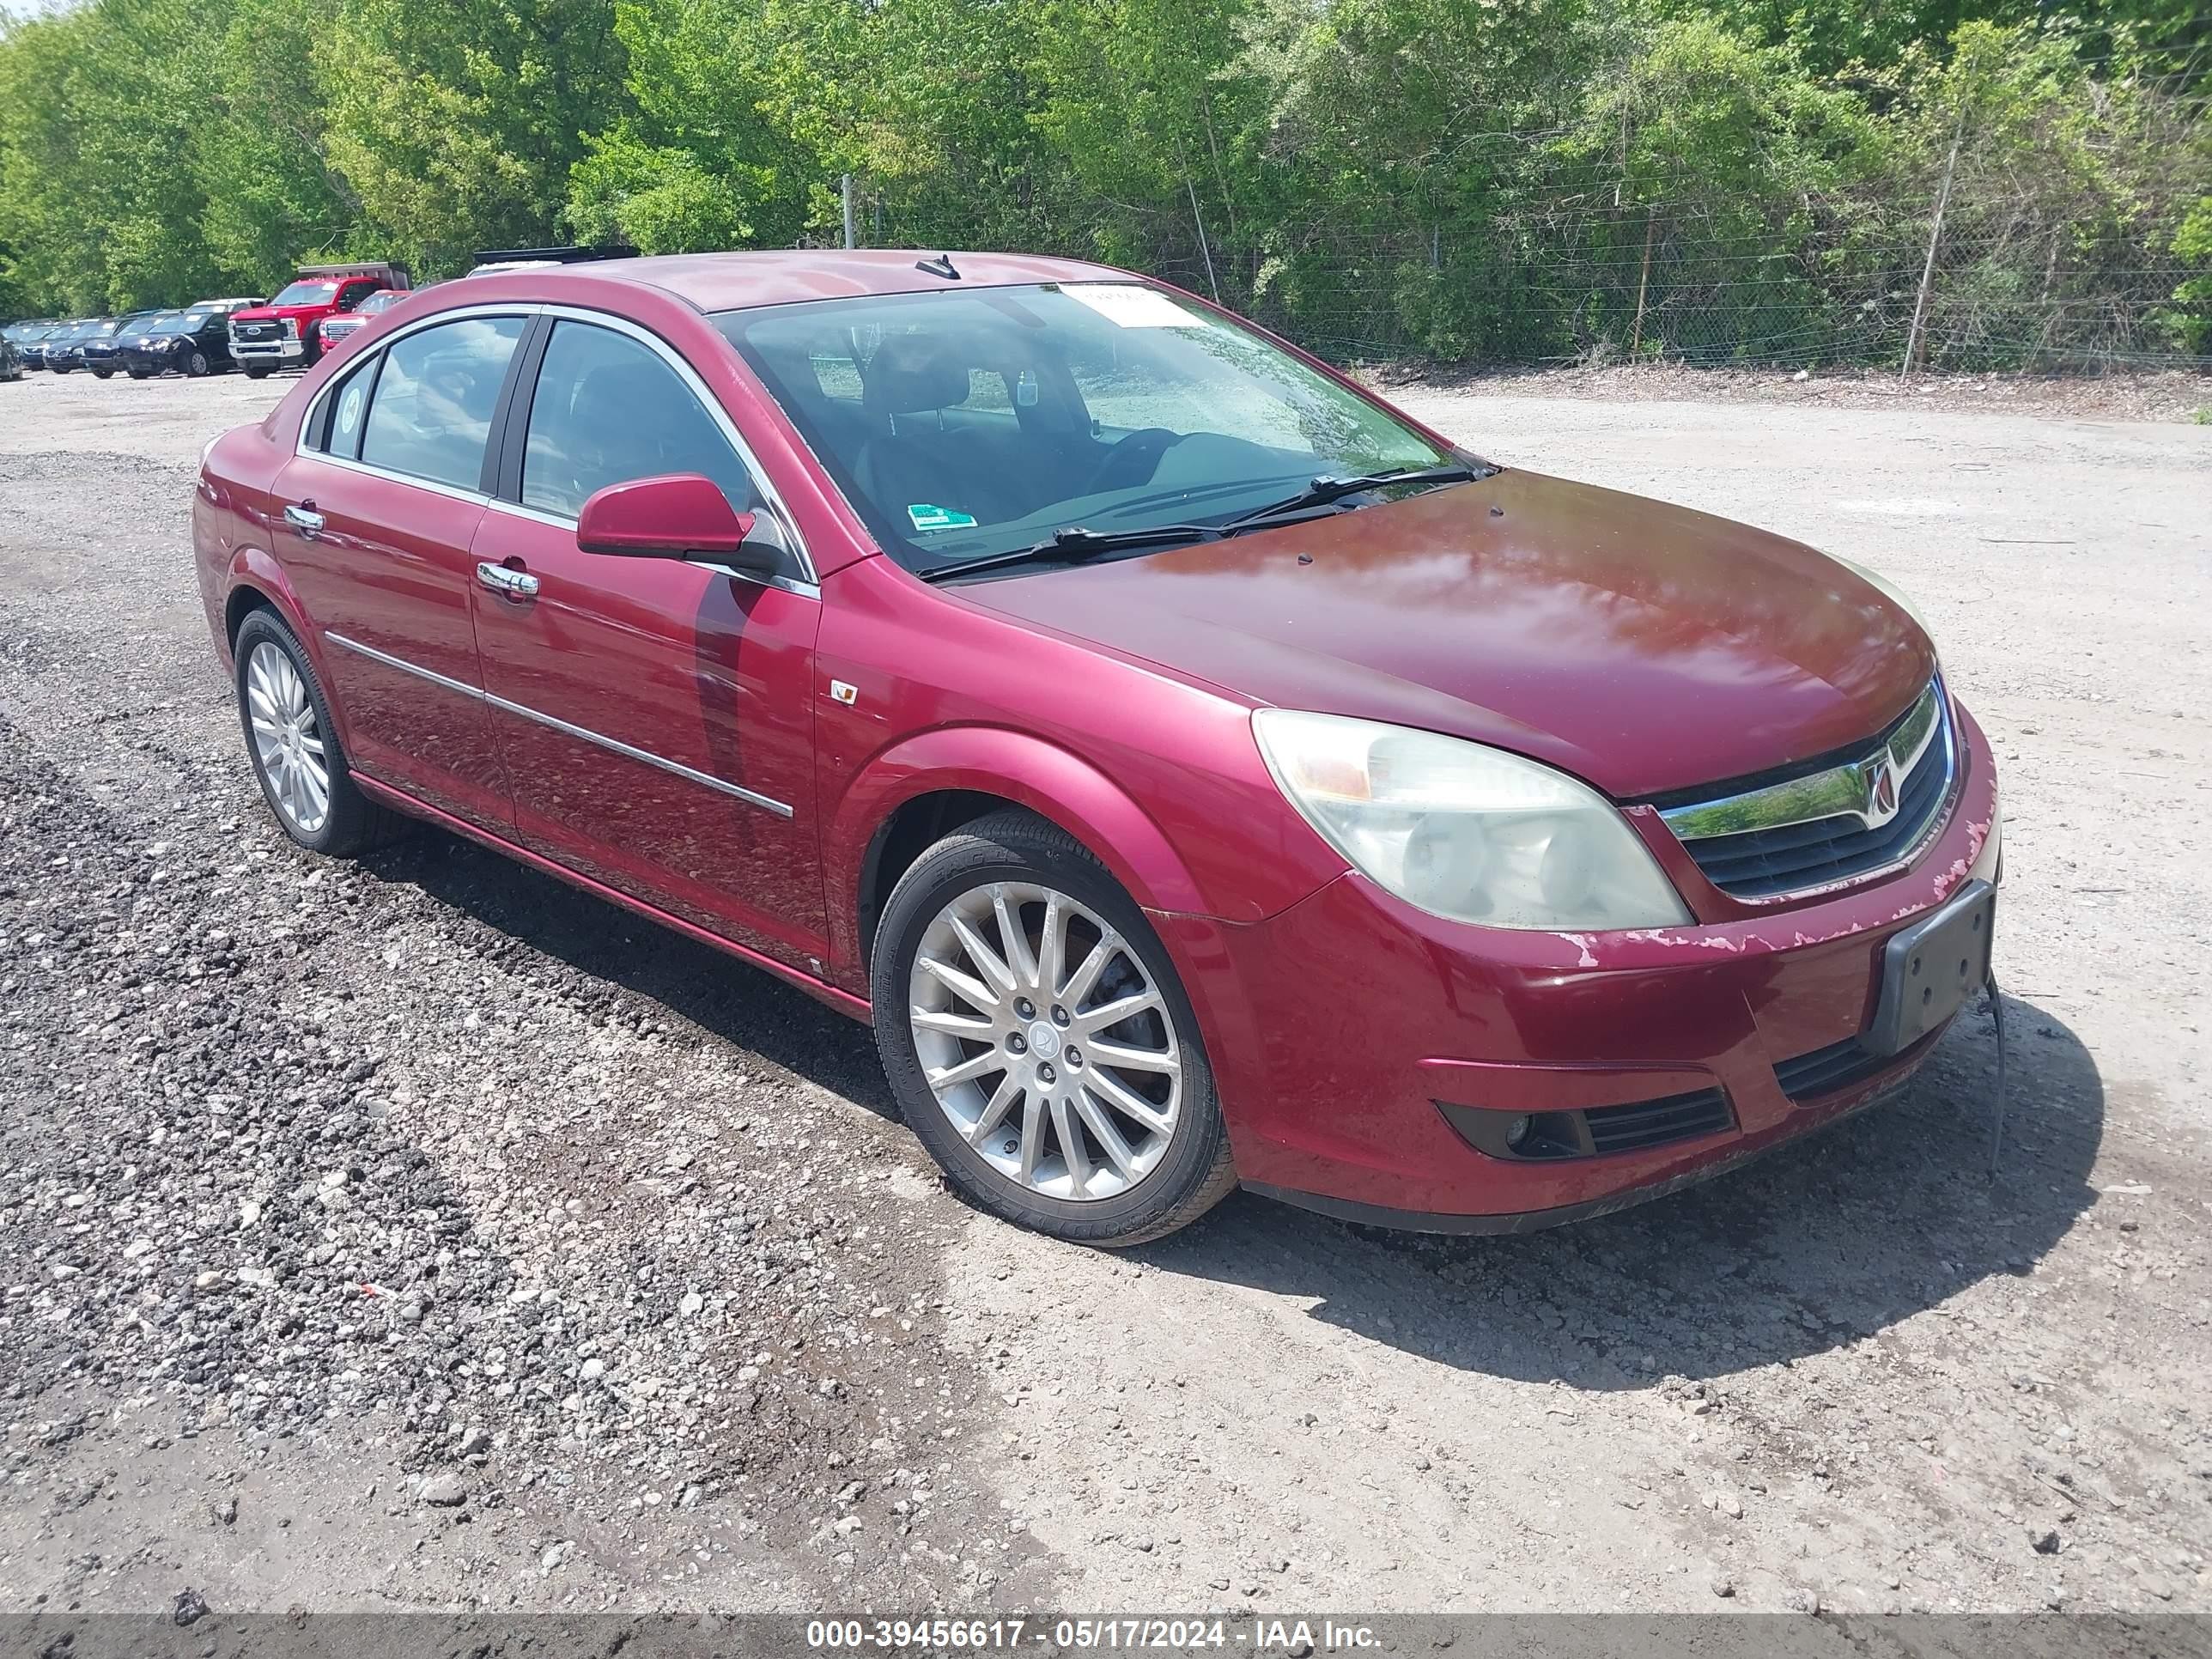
(1, 367), (2208, 1620)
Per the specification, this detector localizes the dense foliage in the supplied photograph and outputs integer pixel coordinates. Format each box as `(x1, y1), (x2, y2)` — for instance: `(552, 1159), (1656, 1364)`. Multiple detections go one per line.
(2, 0), (2206, 367)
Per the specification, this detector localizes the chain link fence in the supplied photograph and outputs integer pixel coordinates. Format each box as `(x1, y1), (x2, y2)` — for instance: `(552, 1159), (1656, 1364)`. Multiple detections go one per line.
(1044, 175), (2209, 374)
(859, 107), (2211, 375)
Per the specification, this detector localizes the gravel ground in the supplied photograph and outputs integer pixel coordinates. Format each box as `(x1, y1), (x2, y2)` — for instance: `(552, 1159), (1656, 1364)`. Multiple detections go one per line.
(1, 368), (2208, 1620)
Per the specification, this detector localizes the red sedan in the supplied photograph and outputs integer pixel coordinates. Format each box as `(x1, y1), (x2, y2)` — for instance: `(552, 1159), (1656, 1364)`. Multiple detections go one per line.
(193, 252), (2001, 1245)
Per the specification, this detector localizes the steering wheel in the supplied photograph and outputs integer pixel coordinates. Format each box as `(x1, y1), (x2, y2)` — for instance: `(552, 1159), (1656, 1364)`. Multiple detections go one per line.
(1079, 428), (1186, 496)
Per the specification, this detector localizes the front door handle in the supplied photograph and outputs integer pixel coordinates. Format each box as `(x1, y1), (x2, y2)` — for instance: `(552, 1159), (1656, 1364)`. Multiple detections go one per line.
(476, 561), (540, 600)
(283, 502), (325, 538)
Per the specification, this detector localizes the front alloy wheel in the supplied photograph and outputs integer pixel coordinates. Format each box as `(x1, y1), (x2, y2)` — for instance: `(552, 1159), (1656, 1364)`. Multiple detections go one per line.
(911, 879), (1182, 1201)
(872, 811), (1236, 1245)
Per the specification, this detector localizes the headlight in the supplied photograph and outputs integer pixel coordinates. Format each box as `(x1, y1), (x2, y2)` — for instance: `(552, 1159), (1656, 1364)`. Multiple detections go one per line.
(1252, 711), (1692, 931)
(1836, 556), (1936, 645)
(282, 318), (300, 338)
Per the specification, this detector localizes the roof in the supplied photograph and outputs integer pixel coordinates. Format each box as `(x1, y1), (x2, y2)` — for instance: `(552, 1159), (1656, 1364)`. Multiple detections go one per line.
(535, 249), (1137, 314)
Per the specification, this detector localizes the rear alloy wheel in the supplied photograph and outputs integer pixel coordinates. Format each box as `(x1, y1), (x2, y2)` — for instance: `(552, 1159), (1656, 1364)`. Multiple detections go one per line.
(872, 811), (1237, 1245)
(233, 611), (404, 857)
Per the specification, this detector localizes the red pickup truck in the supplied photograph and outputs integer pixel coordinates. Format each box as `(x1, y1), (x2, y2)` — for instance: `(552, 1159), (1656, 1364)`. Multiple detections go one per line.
(227, 262), (411, 378)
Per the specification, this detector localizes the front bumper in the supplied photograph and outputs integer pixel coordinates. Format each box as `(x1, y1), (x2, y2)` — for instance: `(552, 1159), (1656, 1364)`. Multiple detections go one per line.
(119, 343), (194, 372)
(230, 336), (308, 363)
(1166, 699), (2002, 1228)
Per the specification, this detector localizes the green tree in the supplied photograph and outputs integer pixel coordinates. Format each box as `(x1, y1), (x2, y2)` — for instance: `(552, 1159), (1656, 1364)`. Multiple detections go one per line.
(198, 0), (365, 291)
(315, 0), (627, 275)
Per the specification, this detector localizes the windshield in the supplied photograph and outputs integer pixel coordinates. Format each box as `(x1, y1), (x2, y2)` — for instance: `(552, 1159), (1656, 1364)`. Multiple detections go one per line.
(147, 312), (198, 335)
(359, 290), (404, 313)
(270, 280), (338, 307)
(714, 283), (1450, 575)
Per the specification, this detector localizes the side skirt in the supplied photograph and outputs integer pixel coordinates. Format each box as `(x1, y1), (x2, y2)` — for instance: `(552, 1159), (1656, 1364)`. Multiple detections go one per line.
(352, 772), (872, 1024)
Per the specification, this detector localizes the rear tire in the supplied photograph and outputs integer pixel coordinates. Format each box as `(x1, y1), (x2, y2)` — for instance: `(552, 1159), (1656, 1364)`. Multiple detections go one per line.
(871, 810), (1237, 1246)
(233, 610), (406, 858)
(91, 368), (112, 380)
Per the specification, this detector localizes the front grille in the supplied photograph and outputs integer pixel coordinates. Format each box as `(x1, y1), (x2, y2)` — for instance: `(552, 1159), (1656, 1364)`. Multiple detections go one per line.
(1773, 1036), (1893, 1102)
(1661, 680), (1954, 901)
(232, 322), (278, 342)
(1583, 1088), (1735, 1153)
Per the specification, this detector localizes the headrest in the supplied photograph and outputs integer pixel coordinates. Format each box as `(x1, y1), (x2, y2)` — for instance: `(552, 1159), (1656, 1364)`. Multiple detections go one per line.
(574, 361), (675, 414)
(568, 360), (709, 444)
(861, 333), (972, 416)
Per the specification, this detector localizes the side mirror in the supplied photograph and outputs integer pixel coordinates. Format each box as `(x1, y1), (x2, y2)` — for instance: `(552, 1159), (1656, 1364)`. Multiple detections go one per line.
(575, 473), (775, 575)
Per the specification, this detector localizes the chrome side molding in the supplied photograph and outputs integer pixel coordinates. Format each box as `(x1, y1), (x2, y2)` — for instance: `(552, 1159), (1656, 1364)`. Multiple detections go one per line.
(323, 629), (793, 818)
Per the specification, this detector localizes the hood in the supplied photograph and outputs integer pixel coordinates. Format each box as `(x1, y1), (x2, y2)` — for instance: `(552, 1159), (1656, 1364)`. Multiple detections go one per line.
(228, 304), (325, 325)
(959, 470), (1936, 799)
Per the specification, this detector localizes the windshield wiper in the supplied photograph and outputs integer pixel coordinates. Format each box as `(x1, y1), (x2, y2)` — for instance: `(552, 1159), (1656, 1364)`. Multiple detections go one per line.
(1225, 461), (1490, 528)
(916, 523), (1222, 584)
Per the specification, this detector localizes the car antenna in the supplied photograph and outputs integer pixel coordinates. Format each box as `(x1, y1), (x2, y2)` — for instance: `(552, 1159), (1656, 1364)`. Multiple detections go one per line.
(915, 253), (961, 281)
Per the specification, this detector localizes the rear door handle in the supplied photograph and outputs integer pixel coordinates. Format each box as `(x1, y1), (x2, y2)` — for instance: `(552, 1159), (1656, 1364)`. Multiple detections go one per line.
(476, 561), (540, 600)
(283, 503), (325, 538)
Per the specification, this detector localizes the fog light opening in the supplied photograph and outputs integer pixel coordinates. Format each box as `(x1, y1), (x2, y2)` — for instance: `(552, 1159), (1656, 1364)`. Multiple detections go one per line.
(1503, 1113), (1532, 1150)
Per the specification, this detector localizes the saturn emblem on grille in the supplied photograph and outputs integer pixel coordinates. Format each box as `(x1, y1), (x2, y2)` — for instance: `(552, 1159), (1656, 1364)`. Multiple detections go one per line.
(1863, 755), (1899, 827)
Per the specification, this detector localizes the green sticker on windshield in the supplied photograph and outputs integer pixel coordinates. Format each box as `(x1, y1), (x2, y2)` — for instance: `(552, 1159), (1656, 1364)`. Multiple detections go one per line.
(908, 503), (979, 532)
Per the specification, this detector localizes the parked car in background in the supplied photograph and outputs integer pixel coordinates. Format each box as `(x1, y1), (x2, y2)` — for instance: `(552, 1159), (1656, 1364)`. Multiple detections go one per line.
(314, 287), (410, 352)
(3, 319), (59, 370)
(43, 319), (107, 374)
(77, 311), (161, 379)
(17, 320), (76, 369)
(228, 263), (410, 379)
(191, 252), (2000, 1247)
(119, 299), (264, 378)
(0, 333), (21, 382)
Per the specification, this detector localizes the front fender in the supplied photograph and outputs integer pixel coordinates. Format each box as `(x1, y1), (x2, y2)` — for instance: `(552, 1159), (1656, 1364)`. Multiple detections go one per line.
(824, 725), (1215, 976)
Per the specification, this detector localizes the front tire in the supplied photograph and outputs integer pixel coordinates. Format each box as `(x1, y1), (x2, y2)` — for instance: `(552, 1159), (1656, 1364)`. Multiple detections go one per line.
(871, 811), (1237, 1246)
(241, 363), (270, 380)
(184, 349), (211, 377)
(233, 610), (404, 857)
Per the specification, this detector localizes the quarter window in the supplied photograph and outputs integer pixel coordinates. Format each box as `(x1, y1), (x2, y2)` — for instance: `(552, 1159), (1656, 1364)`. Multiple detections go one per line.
(357, 315), (526, 492)
(520, 321), (756, 520)
(324, 359), (375, 459)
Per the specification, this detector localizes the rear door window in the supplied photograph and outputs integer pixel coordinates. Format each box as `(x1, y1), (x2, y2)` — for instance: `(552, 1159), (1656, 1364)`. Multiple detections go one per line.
(357, 315), (526, 492)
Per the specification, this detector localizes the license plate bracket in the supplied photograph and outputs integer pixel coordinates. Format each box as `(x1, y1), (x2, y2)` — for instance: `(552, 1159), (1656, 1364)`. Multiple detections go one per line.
(1867, 878), (1996, 1056)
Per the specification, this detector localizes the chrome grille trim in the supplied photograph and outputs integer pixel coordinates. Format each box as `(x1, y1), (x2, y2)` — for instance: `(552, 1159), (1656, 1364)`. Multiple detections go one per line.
(1661, 678), (1955, 902)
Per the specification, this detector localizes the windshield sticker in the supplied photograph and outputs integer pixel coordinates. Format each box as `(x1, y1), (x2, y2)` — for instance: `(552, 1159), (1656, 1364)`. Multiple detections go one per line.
(908, 503), (980, 532)
(1061, 284), (1209, 329)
